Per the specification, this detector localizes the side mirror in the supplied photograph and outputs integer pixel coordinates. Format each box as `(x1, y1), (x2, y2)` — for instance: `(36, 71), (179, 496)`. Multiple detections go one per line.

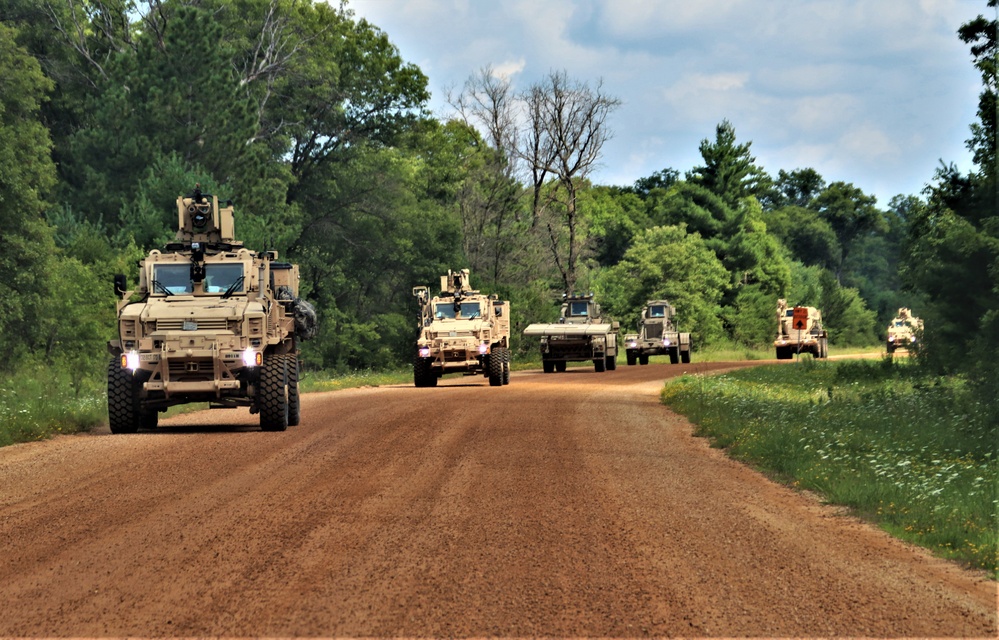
(611, 321), (620, 331)
(113, 274), (127, 298)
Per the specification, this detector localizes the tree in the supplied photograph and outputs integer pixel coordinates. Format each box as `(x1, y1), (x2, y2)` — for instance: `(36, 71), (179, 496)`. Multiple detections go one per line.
(595, 225), (729, 347)
(957, 1), (997, 171)
(764, 205), (841, 270)
(446, 67), (525, 287)
(759, 168), (827, 210)
(899, 1), (997, 424)
(687, 119), (767, 208)
(521, 70), (620, 294)
(812, 181), (886, 282)
(0, 21), (59, 367)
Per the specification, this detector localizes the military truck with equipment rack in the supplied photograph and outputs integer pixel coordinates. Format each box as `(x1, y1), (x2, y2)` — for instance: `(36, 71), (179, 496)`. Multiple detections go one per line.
(624, 299), (692, 365)
(107, 186), (317, 433)
(523, 293), (619, 373)
(412, 269), (511, 387)
(774, 298), (828, 359)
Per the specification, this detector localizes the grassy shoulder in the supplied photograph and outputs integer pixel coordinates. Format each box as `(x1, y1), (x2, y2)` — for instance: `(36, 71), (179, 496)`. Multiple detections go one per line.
(661, 357), (998, 577)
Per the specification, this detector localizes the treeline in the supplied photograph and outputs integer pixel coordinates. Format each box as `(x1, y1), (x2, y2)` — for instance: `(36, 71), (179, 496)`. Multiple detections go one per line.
(0, 0), (995, 413)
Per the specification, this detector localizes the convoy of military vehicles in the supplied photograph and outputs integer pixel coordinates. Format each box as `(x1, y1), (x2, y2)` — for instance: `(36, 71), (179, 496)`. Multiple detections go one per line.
(108, 187), (921, 427)
(107, 186), (316, 433)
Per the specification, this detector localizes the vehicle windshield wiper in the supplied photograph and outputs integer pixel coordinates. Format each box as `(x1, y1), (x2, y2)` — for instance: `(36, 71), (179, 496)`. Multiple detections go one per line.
(151, 280), (173, 296)
(221, 275), (245, 299)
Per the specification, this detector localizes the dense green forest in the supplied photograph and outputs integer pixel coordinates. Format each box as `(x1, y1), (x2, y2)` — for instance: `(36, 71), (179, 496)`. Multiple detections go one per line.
(0, 0), (995, 420)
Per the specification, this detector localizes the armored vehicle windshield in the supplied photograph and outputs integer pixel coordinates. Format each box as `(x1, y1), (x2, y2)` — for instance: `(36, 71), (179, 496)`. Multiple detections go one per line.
(568, 301), (590, 316)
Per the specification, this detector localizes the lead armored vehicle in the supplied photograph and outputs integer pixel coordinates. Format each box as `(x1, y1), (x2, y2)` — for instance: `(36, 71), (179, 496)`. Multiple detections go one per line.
(886, 307), (922, 354)
(624, 300), (691, 365)
(412, 269), (511, 387)
(107, 186), (317, 433)
(523, 293), (619, 373)
(774, 298), (828, 359)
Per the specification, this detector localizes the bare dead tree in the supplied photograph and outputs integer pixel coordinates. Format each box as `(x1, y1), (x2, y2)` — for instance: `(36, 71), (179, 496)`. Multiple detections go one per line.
(447, 65), (519, 164)
(446, 66), (526, 286)
(521, 70), (620, 294)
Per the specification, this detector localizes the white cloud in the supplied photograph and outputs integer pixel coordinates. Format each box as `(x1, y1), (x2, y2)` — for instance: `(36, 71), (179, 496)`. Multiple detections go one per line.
(492, 59), (527, 81)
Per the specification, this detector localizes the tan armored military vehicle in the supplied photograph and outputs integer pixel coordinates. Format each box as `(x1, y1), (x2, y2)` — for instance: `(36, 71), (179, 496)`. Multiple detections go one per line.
(107, 186), (317, 433)
(523, 293), (619, 373)
(412, 269), (511, 387)
(774, 298), (828, 359)
(623, 299), (692, 365)
(886, 307), (922, 354)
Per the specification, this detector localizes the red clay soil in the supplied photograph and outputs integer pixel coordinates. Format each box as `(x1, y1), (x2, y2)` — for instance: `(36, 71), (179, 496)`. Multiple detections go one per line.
(0, 361), (995, 637)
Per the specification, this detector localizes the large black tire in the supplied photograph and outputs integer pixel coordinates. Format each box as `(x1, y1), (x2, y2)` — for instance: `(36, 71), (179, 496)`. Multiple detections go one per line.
(669, 349), (680, 365)
(501, 348), (511, 385)
(639, 354), (649, 365)
(286, 353), (301, 426)
(555, 360), (567, 373)
(775, 346), (792, 360)
(542, 359), (555, 374)
(414, 355), (436, 387)
(259, 353), (289, 432)
(594, 358), (606, 373)
(680, 349), (691, 364)
(606, 355), (616, 371)
(488, 350), (504, 386)
(626, 352), (637, 366)
(107, 357), (141, 434)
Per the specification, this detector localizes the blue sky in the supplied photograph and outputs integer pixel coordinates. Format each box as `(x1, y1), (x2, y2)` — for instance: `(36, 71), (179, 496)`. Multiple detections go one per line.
(346, 0), (986, 207)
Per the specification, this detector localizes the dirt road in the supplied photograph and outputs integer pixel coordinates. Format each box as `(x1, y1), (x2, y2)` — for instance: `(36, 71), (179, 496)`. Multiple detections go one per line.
(0, 362), (995, 637)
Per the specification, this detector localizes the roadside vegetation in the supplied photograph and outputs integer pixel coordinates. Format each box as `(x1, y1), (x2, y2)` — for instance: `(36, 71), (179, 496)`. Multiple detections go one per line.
(0, 363), (106, 447)
(661, 357), (998, 577)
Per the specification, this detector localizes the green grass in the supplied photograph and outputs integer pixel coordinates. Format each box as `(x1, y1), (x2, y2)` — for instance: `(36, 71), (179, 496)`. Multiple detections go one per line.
(661, 357), (998, 576)
(0, 365), (107, 447)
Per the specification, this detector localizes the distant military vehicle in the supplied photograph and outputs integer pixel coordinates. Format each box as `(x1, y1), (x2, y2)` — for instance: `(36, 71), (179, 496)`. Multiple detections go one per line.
(412, 269), (511, 387)
(886, 307), (922, 354)
(774, 298), (828, 359)
(523, 293), (619, 373)
(624, 300), (692, 365)
(108, 185), (317, 433)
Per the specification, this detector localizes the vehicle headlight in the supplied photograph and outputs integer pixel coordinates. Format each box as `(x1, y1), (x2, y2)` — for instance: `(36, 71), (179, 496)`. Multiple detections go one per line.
(419, 346), (431, 358)
(242, 348), (260, 367)
(122, 350), (140, 371)
(909, 336), (917, 343)
(478, 343), (489, 355)
(662, 338), (671, 346)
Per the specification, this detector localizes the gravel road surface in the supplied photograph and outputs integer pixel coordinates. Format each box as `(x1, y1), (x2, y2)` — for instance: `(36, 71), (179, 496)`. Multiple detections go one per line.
(0, 361), (995, 637)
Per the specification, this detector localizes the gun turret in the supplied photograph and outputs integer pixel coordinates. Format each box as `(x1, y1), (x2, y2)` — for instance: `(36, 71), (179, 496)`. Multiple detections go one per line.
(440, 269), (474, 296)
(175, 184), (239, 248)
